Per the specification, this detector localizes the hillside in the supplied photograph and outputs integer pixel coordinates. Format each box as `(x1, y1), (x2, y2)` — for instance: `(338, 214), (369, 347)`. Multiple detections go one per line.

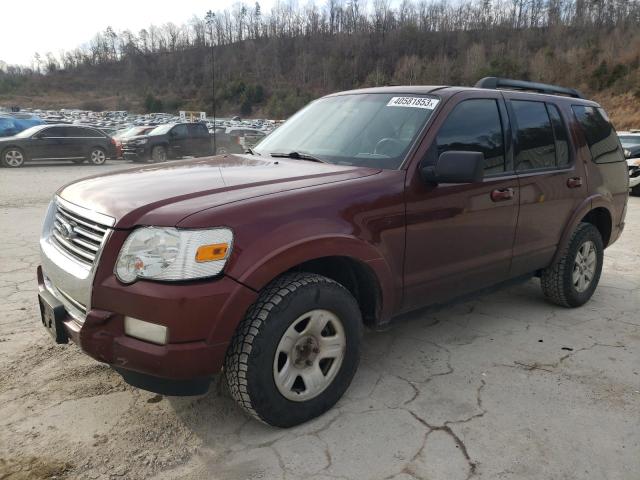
(1, 0), (640, 128)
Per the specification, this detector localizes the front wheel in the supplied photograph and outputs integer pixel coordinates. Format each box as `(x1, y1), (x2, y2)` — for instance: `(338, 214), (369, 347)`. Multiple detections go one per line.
(225, 273), (362, 427)
(1, 148), (26, 168)
(631, 184), (640, 196)
(150, 146), (167, 163)
(88, 147), (106, 165)
(540, 222), (604, 307)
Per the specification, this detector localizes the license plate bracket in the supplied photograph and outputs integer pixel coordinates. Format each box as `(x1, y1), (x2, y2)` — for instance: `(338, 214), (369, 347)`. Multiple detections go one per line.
(38, 290), (69, 344)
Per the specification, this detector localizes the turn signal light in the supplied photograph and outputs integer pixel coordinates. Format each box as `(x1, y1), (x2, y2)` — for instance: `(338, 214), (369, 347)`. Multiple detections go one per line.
(195, 243), (229, 263)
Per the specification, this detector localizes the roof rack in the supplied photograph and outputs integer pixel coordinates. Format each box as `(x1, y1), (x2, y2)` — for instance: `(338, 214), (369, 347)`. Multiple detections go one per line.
(475, 77), (584, 99)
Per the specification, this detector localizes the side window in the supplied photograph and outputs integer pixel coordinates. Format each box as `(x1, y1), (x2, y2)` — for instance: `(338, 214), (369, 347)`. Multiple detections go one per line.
(547, 104), (569, 167)
(572, 106), (623, 164)
(172, 124), (188, 138)
(188, 124), (209, 137)
(41, 127), (66, 138)
(436, 99), (505, 174)
(79, 127), (103, 138)
(511, 100), (556, 171)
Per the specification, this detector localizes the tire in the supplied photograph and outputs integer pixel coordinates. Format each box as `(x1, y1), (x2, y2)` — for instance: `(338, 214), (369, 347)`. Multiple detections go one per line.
(631, 184), (640, 196)
(88, 147), (106, 165)
(1, 147), (26, 168)
(150, 146), (167, 163)
(541, 222), (604, 308)
(225, 272), (362, 427)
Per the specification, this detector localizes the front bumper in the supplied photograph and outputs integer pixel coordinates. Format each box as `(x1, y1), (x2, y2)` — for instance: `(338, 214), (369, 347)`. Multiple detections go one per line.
(122, 146), (149, 161)
(37, 265), (258, 385)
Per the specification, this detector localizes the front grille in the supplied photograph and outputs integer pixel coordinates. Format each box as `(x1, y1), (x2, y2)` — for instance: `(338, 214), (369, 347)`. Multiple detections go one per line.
(51, 202), (109, 267)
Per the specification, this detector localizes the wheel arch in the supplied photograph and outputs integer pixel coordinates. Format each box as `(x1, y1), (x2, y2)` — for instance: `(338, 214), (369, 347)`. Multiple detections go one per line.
(552, 195), (614, 264)
(230, 236), (398, 327)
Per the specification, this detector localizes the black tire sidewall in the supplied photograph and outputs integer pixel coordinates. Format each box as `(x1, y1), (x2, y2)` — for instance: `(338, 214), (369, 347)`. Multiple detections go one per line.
(562, 224), (604, 307)
(246, 281), (362, 427)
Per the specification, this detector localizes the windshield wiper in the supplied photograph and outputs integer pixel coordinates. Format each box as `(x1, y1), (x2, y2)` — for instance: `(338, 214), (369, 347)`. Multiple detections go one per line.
(269, 151), (327, 163)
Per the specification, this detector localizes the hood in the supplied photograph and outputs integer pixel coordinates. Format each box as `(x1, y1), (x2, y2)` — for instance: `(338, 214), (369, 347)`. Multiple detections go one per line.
(58, 155), (380, 228)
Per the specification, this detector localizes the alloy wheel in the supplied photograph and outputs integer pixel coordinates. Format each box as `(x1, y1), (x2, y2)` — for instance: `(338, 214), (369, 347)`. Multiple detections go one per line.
(4, 149), (24, 167)
(573, 240), (597, 293)
(90, 149), (106, 165)
(273, 309), (346, 402)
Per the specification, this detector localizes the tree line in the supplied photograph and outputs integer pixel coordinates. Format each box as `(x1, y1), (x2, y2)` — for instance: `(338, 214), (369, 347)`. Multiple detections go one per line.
(1, 0), (639, 123)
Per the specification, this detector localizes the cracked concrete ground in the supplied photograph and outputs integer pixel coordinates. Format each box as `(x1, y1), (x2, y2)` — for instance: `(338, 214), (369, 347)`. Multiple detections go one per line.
(1, 162), (639, 480)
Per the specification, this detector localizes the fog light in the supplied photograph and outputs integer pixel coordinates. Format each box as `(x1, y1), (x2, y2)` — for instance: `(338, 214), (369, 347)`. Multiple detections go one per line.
(124, 317), (168, 345)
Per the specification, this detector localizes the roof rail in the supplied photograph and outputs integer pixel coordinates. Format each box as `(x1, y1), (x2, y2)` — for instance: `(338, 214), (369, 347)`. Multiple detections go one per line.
(475, 77), (585, 99)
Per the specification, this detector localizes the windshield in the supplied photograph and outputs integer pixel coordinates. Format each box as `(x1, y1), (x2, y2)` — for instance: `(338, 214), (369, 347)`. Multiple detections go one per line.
(619, 135), (640, 147)
(253, 93), (439, 169)
(148, 124), (173, 136)
(15, 125), (47, 138)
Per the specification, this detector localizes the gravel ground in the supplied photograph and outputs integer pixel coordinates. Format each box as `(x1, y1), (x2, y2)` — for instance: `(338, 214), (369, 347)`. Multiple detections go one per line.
(0, 162), (638, 480)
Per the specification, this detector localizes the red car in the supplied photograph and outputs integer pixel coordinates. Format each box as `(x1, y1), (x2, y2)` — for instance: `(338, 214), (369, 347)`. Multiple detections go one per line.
(37, 78), (628, 427)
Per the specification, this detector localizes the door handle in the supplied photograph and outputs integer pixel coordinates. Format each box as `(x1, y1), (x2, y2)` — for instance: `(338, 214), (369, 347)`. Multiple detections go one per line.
(490, 187), (515, 202)
(567, 177), (582, 188)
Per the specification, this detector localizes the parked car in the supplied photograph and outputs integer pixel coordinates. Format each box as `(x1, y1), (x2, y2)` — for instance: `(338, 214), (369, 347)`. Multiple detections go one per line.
(618, 131), (640, 195)
(1, 124), (116, 167)
(37, 78), (628, 427)
(122, 122), (213, 162)
(112, 126), (156, 159)
(216, 127), (267, 154)
(0, 113), (45, 137)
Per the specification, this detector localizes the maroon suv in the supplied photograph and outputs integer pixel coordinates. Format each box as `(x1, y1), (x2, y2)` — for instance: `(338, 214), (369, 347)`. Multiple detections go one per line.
(37, 78), (628, 427)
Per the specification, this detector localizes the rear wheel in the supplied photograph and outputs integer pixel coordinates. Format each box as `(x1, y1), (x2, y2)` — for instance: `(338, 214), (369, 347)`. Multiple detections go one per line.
(540, 222), (604, 307)
(150, 146), (167, 163)
(1, 148), (25, 168)
(88, 147), (106, 165)
(225, 272), (362, 427)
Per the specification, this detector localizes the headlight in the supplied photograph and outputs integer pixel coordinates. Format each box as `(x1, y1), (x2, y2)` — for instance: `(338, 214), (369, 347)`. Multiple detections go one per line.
(115, 227), (233, 284)
(134, 138), (148, 145)
(624, 149), (631, 158)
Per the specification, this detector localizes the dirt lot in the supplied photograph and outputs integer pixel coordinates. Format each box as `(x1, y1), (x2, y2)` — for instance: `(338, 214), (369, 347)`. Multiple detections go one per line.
(0, 162), (639, 480)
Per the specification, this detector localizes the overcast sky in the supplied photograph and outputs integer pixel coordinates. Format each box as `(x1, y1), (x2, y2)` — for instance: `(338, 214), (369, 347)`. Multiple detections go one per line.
(0, 0), (278, 67)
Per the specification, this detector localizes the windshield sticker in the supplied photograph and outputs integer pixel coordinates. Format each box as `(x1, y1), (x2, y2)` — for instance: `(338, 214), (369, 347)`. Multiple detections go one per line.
(387, 96), (439, 109)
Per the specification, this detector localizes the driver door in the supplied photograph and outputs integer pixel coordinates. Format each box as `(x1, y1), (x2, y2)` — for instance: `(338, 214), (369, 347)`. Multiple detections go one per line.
(402, 93), (520, 311)
(168, 124), (189, 158)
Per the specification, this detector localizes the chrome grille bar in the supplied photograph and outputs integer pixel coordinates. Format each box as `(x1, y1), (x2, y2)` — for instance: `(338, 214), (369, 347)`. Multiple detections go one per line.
(50, 200), (110, 267)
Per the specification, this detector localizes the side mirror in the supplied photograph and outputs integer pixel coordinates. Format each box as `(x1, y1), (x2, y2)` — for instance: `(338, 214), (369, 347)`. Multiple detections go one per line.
(421, 151), (484, 184)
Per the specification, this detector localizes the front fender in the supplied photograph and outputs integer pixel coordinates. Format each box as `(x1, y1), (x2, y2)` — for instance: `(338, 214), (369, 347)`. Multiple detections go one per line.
(227, 234), (398, 323)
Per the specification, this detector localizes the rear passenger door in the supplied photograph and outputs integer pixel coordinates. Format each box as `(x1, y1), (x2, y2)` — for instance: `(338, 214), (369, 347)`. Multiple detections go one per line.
(504, 93), (586, 276)
(403, 93), (520, 310)
(187, 123), (211, 156)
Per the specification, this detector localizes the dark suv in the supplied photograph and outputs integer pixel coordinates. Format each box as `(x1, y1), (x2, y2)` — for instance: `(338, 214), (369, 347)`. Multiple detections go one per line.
(122, 122), (213, 162)
(37, 78), (628, 427)
(0, 124), (116, 167)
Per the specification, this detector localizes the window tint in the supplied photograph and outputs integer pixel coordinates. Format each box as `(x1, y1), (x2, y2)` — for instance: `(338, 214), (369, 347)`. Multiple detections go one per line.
(41, 127), (67, 137)
(172, 124), (188, 137)
(572, 106), (624, 164)
(187, 124), (208, 137)
(547, 104), (570, 167)
(436, 99), (505, 174)
(511, 100), (556, 171)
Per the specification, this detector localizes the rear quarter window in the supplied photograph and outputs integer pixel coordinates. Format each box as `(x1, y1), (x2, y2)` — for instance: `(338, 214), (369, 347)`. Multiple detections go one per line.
(572, 106), (624, 164)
